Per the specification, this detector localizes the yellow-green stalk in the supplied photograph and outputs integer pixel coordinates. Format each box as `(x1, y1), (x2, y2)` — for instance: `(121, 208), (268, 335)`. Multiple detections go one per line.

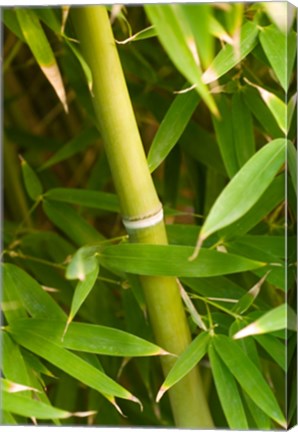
(71, 6), (213, 427)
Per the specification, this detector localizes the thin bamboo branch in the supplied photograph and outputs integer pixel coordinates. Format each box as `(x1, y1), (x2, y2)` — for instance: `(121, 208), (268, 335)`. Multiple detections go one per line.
(71, 6), (213, 427)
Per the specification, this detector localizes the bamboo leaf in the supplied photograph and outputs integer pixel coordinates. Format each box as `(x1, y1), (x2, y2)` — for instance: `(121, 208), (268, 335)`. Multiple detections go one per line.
(2, 392), (72, 419)
(2, 378), (40, 394)
(157, 332), (210, 401)
(231, 273), (267, 315)
(3, 263), (66, 320)
(213, 335), (286, 427)
(65, 266), (99, 332)
(66, 40), (93, 93)
(6, 320), (141, 405)
(40, 127), (99, 170)
(242, 85), (283, 138)
(208, 343), (248, 429)
(191, 139), (286, 257)
(147, 89), (200, 173)
(65, 245), (100, 280)
(262, 2), (296, 33)
(20, 157), (43, 201)
(42, 200), (104, 246)
(45, 188), (120, 213)
(259, 25), (297, 91)
(15, 8), (68, 112)
(145, 5), (218, 115)
(232, 91), (255, 167)
(116, 25), (157, 44)
(287, 140), (297, 195)
(99, 243), (264, 277)
(212, 94), (238, 178)
(254, 334), (286, 371)
(202, 20), (259, 84)
(233, 304), (297, 339)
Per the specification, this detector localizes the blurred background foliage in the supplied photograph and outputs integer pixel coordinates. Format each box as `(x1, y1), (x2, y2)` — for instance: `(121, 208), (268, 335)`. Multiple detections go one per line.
(1, 3), (297, 428)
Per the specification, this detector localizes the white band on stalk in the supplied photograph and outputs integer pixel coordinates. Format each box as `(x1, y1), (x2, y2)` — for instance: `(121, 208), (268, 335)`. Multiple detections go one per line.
(122, 208), (164, 230)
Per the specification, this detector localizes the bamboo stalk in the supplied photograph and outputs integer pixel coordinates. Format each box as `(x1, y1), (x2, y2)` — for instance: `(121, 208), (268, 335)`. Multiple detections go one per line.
(71, 6), (213, 427)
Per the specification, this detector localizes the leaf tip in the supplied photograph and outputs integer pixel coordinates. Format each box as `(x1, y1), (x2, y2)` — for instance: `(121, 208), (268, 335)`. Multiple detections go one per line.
(156, 385), (168, 403)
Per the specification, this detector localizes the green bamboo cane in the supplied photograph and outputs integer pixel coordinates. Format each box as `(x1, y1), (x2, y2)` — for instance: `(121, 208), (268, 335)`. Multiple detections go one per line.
(71, 6), (213, 427)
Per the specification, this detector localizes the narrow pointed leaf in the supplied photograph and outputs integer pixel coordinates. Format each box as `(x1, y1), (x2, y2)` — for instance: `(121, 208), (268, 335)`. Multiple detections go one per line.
(254, 334), (286, 371)
(2, 392), (72, 419)
(197, 138), (286, 243)
(212, 94), (238, 178)
(99, 243), (264, 277)
(259, 25), (297, 91)
(202, 20), (259, 84)
(213, 335), (286, 427)
(15, 8), (68, 111)
(43, 200), (104, 246)
(145, 5), (217, 114)
(45, 188), (120, 213)
(3, 263), (66, 320)
(116, 25), (157, 44)
(66, 40), (93, 92)
(209, 343), (248, 429)
(287, 140), (297, 195)
(2, 378), (40, 394)
(148, 90), (200, 173)
(233, 304), (296, 339)
(263, 2), (296, 33)
(20, 157), (43, 201)
(7, 320), (140, 403)
(232, 91), (255, 167)
(253, 85), (287, 134)
(40, 127), (99, 170)
(7, 318), (167, 358)
(157, 332), (210, 401)
(67, 266), (99, 327)
(66, 245), (101, 280)
(231, 273), (267, 314)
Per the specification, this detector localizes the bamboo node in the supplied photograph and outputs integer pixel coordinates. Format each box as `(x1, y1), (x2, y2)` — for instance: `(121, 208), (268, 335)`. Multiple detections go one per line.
(122, 206), (163, 230)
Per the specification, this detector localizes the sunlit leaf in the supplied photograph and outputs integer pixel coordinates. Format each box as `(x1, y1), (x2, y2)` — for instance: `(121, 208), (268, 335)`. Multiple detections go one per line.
(233, 304), (296, 339)
(287, 140), (297, 195)
(157, 332), (210, 401)
(15, 8), (68, 111)
(259, 25), (297, 91)
(65, 245), (100, 280)
(116, 25), (157, 44)
(209, 343), (248, 429)
(262, 2), (296, 33)
(191, 139), (286, 259)
(213, 335), (286, 427)
(145, 5), (218, 115)
(202, 20), (259, 84)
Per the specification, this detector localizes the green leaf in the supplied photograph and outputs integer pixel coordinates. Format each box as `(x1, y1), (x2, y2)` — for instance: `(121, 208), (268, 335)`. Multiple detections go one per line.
(15, 8), (67, 112)
(2, 392), (72, 419)
(145, 5), (217, 115)
(6, 320), (140, 406)
(147, 89), (200, 173)
(191, 139), (286, 257)
(43, 200), (104, 246)
(33, 7), (61, 34)
(66, 266), (99, 330)
(242, 85), (283, 138)
(99, 243), (264, 277)
(157, 332), (210, 401)
(178, 4), (214, 69)
(65, 245), (100, 280)
(254, 334), (286, 371)
(3, 263), (66, 320)
(208, 343), (248, 429)
(262, 2), (296, 34)
(202, 20), (259, 84)
(259, 25), (297, 91)
(45, 188), (120, 213)
(3, 9), (25, 41)
(213, 334), (286, 427)
(116, 25), (157, 44)
(40, 127), (99, 170)
(212, 94), (238, 178)
(287, 141), (297, 195)
(219, 173), (285, 239)
(66, 40), (93, 93)
(232, 91), (255, 167)
(231, 273), (267, 315)
(20, 157), (43, 201)
(233, 304), (296, 339)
